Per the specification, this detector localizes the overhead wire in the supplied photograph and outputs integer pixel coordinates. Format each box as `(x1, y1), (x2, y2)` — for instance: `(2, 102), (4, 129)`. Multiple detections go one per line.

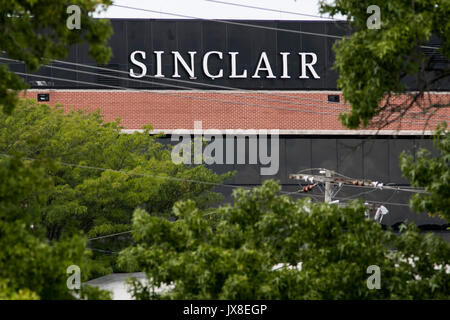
(295, 168), (427, 193)
(4, 68), (350, 118)
(1, 49), (349, 107)
(0, 153), (411, 208)
(9, 68), (445, 127)
(29, 58), (450, 122)
(0, 57), (350, 115)
(0, 5), (440, 245)
(50, 59), (349, 108)
(3, 58), (449, 123)
(11, 72), (341, 116)
(110, 3), (344, 39)
(109, 3), (441, 51)
(0, 152), (310, 198)
(204, 0), (347, 21)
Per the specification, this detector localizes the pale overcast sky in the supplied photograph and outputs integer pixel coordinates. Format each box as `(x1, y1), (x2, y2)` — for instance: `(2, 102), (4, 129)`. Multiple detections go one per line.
(94, 0), (344, 20)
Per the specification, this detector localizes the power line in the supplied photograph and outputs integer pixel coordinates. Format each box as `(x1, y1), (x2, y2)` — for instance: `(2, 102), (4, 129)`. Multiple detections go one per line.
(338, 183), (427, 194)
(0, 152), (411, 208)
(338, 187), (380, 201)
(295, 168), (427, 193)
(0, 56), (348, 117)
(0, 152), (305, 197)
(290, 172), (428, 194)
(87, 230), (133, 241)
(291, 189), (411, 207)
(4, 57), (448, 123)
(111, 4), (344, 39)
(50, 58), (349, 108)
(13, 71), (125, 90)
(2, 50), (349, 107)
(14, 68), (446, 125)
(28, 60), (350, 113)
(289, 170), (424, 207)
(110, 3), (441, 51)
(12, 70), (343, 117)
(204, 0), (347, 21)
(86, 247), (119, 254)
(40, 59), (450, 122)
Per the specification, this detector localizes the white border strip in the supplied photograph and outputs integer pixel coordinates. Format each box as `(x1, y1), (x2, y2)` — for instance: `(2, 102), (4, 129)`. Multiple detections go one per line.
(24, 89), (450, 95)
(122, 129), (434, 136)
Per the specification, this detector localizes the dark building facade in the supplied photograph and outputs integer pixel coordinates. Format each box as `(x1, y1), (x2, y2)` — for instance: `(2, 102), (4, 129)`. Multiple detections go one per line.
(8, 19), (449, 227)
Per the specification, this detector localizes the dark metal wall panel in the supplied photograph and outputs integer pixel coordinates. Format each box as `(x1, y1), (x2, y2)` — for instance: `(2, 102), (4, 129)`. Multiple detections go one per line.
(325, 22), (350, 88)
(51, 62), (78, 88)
(260, 134), (285, 183)
(299, 22), (327, 89)
(311, 138), (338, 172)
(415, 137), (441, 158)
(19, 19), (348, 90)
(155, 134), (446, 226)
(363, 139), (390, 182)
(389, 139), (415, 184)
(108, 20), (128, 65)
(276, 22), (301, 90)
(231, 136), (262, 185)
(8, 19), (449, 90)
(284, 137), (312, 185)
(202, 21), (228, 82)
(126, 20), (151, 88)
(151, 20), (178, 81)
(337, 138), (364, 179)
(225, 22), (253, 89)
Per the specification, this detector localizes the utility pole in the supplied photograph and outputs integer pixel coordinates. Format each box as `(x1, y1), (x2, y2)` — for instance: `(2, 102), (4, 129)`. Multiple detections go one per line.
(288, 169), (427, 203)
(324, 169), (332, 203)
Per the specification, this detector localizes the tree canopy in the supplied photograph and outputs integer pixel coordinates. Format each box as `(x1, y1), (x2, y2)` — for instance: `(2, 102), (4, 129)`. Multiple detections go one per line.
(0, 99), (230, 241)
(119, 180), (450, 300)
(400, 123), (450, 220)
(0, 0), (112, 114)
(0, 98), (231, 296)
(320, 0), (450, 129)
(0, 154), (112, 299)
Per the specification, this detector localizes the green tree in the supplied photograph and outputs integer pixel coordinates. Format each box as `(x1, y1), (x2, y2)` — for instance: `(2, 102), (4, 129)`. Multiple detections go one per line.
(0, 0), (112, 114)
(320, 1), (449, 223)
(0, 0), (118, 298)
(320, 0), (450, 129)
(119, 181), (450, 300)
(0, 99), (231, 241)
(400, 123), (449, 220)
(0, 155), (111, 299)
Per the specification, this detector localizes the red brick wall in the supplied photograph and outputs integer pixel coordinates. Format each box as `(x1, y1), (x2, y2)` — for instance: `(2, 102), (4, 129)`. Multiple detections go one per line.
(22, 90), (450, 131)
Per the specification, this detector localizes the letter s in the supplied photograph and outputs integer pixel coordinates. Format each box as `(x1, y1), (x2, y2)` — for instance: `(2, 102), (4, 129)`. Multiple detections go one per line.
(129, 51), (147, 78)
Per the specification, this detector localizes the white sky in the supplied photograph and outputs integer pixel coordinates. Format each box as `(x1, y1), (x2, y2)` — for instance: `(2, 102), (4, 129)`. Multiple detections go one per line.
(94, 0), (344, 20)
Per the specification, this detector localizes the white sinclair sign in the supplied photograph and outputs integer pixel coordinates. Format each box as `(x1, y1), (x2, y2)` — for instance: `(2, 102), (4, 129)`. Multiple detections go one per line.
(129, 51), (321, 80)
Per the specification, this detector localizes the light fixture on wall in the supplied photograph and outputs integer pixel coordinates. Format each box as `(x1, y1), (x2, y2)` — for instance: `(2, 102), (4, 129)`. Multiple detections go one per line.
(37, 93), (49, 102)
(328, 94), (340, 102)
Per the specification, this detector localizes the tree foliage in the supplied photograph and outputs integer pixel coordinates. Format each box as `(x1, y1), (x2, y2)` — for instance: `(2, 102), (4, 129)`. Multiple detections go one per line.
(0, 99), (231, 241)
(119, 180), (450, 300)
(400, 123), (450, 220)
(0, 0), (112, 114)
(0, 155), (111, 299)
(320, 0), (450, 129)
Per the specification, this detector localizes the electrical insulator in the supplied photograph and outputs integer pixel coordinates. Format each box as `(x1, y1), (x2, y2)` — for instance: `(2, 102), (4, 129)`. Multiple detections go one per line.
(300, 184), (315, 193)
